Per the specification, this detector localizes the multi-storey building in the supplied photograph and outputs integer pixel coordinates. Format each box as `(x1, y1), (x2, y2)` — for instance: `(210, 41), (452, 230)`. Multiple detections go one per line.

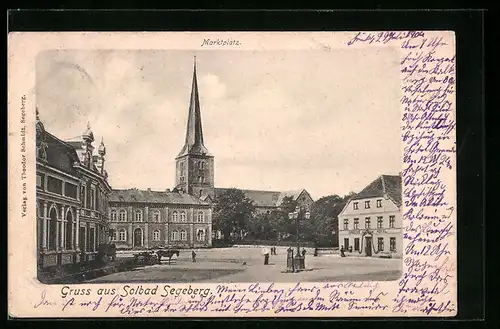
(108, 189), (212, 249)
(337, 174), (402, 258)
(108, 58), (312, 248)
(36, 110), (111, 273)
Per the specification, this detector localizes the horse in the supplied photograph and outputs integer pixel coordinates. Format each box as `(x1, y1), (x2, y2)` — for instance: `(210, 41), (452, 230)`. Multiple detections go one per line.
(157, 249), (180, 265)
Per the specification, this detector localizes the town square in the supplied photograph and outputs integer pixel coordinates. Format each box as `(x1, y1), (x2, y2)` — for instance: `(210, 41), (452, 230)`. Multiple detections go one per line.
(34, 49), (403, 284)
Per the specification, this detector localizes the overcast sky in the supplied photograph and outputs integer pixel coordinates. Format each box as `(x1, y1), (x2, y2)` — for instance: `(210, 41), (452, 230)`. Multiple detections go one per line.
(36, 48), (402, 200)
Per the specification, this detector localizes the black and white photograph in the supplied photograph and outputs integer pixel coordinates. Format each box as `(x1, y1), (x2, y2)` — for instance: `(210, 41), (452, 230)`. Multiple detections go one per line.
(34, 47), (404, 284)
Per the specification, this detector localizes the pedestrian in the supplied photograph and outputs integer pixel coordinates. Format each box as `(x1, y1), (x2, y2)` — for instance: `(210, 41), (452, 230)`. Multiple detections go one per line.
(302, 249), (307, 258)
(314, 247), (318, 257)
(262, 247), (270, 265)
(192, 250), (196, 263)
(340, 246), (346, 257)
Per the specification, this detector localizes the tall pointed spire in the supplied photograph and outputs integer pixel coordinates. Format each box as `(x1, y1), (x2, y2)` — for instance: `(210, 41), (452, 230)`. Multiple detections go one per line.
(177, 56), (211, 157)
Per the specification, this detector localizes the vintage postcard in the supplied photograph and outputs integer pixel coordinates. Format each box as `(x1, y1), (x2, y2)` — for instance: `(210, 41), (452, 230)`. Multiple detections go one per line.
(8, 31), (457, 317)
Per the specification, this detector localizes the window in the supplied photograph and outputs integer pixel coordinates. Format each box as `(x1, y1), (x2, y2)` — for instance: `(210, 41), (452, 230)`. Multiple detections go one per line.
(153, 211), (160, 222)
(343, 218), (349, 230)
(47, 176), (63, 194)
(134, 210), (143, 222)
(110, 230), (118, 241)
(354, 218), (359, 229)
(365, 217), (371, 229)
(354, 238), (360, 251)
(90, 187), (96, 210)
(378, 237), (384, 251)
(197, 212), (204, 223)
(172, 211), (178, 222)
(81, 186), (87, 207)
(389, 215), (396, 228)
(377, 216), (384, 228)
(153, 230), (160, 241)
(353, 202), (359, 210)
(36, 174), (42, 187)
(119, 229), (126, 241)
(377, 199), (382, 208)
(111, 210), (117, 221)
(197, 229), (206, 241)
(180, 211), (187, 222)
(365, 201), (370, 209)
(180, 230), (187, 241)
(390, 237), (396, 251)
(119, 209), (127, 221)
(171, 230), (179, 241)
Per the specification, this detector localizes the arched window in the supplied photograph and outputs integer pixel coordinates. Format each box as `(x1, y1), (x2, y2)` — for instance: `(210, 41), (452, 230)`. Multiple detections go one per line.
(197, 212), (204, 223)
(111, 210), (117, 221)
(153, 230), (160, 241)
(65, 210), (74, 250)
(180, 229), (187, 241)
(172, 211), (178, 222)
(119, 209), (127, 221)
(153, 210), (160, 222)
(171, 230), (179, 241)
(134, 210), (143, 222)
(119, 229), (126, 241)
(180, 211), (187, 222)
(197, 229), (206, 241)
(48, 206), (58, 251)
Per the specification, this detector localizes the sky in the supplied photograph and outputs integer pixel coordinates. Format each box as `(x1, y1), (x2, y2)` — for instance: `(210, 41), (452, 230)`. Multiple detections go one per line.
(36, 48), (402, 200)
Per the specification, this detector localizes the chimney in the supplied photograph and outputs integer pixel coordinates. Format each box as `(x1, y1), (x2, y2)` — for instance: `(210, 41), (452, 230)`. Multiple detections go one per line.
(147, 188), (151, 192)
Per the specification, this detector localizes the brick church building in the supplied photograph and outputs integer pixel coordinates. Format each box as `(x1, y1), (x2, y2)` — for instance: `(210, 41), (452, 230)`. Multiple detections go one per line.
(108, 58), (313, 249)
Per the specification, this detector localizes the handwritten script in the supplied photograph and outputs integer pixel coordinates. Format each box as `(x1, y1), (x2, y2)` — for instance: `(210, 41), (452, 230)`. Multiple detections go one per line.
(27, 31), (457, 317)
(347, 31), (457, 316)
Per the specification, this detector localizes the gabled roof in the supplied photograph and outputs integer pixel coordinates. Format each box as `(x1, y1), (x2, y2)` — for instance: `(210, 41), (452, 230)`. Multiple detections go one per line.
(351, 174), (402, 207)
(214, 188), (312, 208)
(110, 188), (211, 206)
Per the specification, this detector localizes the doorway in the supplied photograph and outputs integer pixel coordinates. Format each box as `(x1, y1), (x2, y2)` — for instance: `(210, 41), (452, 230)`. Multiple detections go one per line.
(365, 236), (373, 257)
(134, 228), (143, 248)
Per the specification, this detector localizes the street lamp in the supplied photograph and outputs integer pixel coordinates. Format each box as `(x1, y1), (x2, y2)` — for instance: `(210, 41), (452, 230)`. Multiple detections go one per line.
(287, 206), (310, 271)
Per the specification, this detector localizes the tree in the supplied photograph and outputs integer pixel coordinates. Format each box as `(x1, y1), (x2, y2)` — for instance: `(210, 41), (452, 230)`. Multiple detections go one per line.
(304, 194), (350, 247)
(212, 188), (255, 241)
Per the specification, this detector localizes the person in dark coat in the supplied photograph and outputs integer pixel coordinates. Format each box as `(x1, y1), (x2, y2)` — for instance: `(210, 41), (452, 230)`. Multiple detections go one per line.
(301, 249), (307, 258)
(192, 251), (197, 263)
(340, 246), (346, 257)
(264, 252), (270, 265)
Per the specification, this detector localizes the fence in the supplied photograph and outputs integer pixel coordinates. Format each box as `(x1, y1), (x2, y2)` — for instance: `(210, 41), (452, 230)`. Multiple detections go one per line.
(233, 239), (316, 248)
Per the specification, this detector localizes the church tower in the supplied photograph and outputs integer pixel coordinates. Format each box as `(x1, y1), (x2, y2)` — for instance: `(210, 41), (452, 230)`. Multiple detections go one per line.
(175, 57), (215, 201)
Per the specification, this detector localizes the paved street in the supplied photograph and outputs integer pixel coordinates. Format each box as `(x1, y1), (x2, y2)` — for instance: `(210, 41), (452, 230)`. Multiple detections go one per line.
(90, 247), (402, 283)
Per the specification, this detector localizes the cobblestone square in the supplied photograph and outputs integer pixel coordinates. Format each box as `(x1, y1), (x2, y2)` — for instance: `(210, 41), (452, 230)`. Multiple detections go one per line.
(90, 247), (402, 283)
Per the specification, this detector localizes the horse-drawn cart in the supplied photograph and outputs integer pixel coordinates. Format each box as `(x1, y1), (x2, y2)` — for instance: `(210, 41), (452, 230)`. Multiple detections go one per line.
(133, 251), (158, 266)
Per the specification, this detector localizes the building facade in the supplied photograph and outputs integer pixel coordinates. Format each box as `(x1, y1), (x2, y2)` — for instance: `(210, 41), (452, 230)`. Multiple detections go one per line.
(337, 174), (402, 258)
(108, 58), (312, 248)
(36, 111), (111, 272)
(108, 189), (212, 249)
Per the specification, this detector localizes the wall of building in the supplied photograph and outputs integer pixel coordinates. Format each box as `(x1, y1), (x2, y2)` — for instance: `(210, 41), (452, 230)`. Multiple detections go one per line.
(338, 196), (402, 258)
(108, 203), (212, 249)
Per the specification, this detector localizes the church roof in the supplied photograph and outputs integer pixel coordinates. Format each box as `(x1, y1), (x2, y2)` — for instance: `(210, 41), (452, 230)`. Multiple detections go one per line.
(42, 132), (81, 175)
(351, 174), (402, 207)
(177, 57), (212, 158)
(214, 188), (311, 208)
(110, 188), (211, 206)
